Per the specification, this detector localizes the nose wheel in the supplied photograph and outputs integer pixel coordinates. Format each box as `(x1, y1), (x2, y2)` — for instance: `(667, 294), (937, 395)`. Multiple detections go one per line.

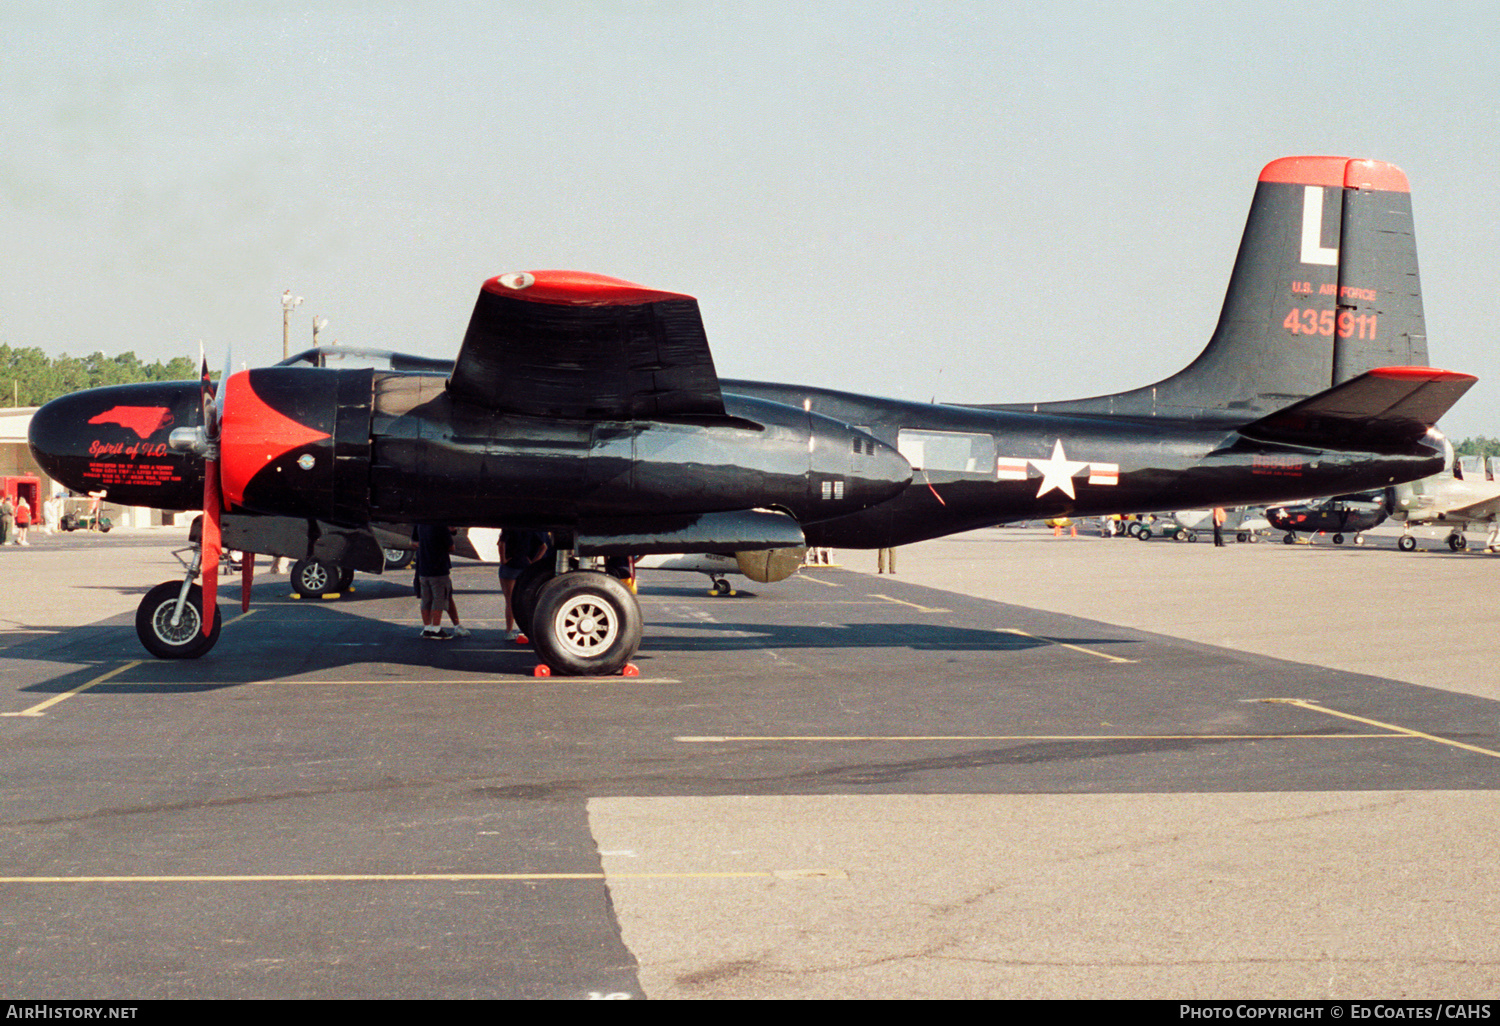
(136, 581), (222, 659)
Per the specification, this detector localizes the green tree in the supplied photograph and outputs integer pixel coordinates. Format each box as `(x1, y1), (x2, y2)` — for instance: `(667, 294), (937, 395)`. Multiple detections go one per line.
(1454, 436), (1500, 461)
(2, 344), (204, 406)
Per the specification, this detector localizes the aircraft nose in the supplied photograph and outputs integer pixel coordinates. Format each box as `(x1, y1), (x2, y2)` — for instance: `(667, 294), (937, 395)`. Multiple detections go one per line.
(27, 381), (205, 509)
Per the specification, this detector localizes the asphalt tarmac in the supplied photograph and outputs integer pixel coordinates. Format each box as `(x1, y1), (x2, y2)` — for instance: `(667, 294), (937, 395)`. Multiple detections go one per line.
(2, 523), (1498, 999)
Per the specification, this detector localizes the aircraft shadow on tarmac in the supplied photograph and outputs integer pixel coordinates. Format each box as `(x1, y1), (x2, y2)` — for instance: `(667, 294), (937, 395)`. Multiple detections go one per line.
(8, 572), (1135, 698)
(640, 618), (1132, 654)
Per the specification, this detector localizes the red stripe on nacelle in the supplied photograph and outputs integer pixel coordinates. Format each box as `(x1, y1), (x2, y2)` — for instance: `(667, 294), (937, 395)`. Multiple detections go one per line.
(218, 370), (332, 512)
(481, 269), (694, 307)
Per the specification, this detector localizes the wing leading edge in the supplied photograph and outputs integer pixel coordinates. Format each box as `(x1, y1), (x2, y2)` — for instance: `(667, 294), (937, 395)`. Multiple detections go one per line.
(446, 270), (726, 420)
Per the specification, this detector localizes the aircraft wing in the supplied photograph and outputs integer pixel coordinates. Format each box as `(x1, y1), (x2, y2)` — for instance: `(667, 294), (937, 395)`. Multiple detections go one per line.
(1440, 499), (1500, 521)
(1237, 367), (1477, 450)
(446, 270), (726, 420)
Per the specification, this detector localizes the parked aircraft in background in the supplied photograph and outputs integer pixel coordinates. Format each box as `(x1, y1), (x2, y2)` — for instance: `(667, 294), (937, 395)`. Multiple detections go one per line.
(1390, 445), (1500, 551)
(1266, 494), (1388, 545)
(28, 155), (1474, 674)
(1125, 508), (1271, 543)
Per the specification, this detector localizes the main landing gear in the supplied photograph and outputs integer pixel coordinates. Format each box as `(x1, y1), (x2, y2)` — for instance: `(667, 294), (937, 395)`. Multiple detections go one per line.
(289, 558), (354, 599)
(511, 551), (644, 676)
(135, 533), (222, 659)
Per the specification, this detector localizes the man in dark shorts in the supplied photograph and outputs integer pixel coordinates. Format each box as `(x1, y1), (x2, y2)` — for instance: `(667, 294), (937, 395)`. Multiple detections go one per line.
(415, 524), (468, 639)
(498, 529), (550, 643)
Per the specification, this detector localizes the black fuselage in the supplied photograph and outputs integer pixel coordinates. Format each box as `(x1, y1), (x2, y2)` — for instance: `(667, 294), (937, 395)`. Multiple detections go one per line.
(722, 379), (1444, 548)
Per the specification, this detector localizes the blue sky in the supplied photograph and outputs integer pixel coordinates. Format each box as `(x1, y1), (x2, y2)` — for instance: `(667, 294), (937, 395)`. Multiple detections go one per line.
(5, 1), (1498, 436)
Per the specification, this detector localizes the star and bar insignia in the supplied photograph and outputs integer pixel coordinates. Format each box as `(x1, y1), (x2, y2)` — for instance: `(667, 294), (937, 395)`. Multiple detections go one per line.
(996, 440), (1119, 499)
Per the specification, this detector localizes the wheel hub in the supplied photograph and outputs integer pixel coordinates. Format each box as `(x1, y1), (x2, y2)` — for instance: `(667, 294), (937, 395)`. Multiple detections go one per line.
(555, 597), (618, 657)
(152, 600), (201, 645)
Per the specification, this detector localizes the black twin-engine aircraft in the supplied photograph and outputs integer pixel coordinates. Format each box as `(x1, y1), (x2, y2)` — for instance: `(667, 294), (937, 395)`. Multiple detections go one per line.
(29, 156), (1475, 675)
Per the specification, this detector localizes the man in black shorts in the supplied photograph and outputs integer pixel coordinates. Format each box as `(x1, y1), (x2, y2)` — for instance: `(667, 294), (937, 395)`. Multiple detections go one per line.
(415, 524), (468, 639)
(498, 529), (550, 643)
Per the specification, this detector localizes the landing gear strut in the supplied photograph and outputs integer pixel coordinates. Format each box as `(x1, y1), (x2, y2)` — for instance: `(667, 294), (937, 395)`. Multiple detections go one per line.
(135, 536), (222, 659)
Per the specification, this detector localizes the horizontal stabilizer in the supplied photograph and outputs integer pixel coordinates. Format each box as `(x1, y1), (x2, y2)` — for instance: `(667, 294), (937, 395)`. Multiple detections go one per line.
(1238, 367), (1476, 450)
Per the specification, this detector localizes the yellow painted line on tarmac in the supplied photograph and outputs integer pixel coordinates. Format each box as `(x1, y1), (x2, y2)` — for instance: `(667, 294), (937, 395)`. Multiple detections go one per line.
(870, 593), (950, 614)
(997, 627), (1137, 664)
(677, 732), (1402, 743)
(797, 574), (843, 588)
(3, 661), (142, 718)
(116, 678), (683, 687)
(0, 869), (845, 884)
(1262, 698), (1500, 759)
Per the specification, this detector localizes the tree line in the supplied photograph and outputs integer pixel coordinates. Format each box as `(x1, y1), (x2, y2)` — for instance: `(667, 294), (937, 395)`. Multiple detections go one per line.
(1454, 436), (1500, 461)
(2, 345), (199, 407)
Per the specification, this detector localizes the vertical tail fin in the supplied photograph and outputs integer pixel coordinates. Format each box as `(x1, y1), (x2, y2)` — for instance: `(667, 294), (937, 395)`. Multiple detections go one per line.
(1025, 156), (1427, 419)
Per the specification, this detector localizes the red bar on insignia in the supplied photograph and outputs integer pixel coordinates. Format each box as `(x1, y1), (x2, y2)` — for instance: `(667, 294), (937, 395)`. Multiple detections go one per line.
(997, 458), (1028, 481)
(1088, 463), (1119, 486)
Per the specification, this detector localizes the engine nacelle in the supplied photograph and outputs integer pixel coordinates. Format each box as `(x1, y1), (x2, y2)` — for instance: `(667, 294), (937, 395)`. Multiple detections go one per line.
(736, 546), (806, 583)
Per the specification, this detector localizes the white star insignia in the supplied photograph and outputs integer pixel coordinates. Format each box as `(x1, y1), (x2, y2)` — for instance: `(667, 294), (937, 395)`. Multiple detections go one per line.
(1030, 439), (1088, 500)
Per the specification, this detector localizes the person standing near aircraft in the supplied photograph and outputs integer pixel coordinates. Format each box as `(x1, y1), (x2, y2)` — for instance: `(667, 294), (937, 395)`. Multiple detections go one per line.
(499, 529), (551, 642)
(1, 495), (13, 545)
(1213, 507), (1226, 547)
(415, 523), (467, 639)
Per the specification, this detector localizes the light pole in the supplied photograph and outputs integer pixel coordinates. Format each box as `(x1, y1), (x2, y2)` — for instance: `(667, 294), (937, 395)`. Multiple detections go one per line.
(281, 290), (303, 360)
(313, 316), (329, 347)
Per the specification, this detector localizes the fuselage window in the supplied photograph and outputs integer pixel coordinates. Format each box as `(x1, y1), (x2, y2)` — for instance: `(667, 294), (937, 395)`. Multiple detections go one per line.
(896, 429), (996, 476)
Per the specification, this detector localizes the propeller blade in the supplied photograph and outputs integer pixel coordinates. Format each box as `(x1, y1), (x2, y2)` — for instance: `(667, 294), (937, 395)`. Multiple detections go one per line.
(215, 347), (231, 435)
(201, 456), (221, 635)
(241, 552), (255, 613)
(197, 345), (229, 635)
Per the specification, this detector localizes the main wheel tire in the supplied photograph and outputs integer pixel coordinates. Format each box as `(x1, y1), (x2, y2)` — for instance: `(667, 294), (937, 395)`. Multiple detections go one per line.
(136, 581), (222, 659)
(1284, 533), (1297, 544)
(1398, 535), (1417, 552)
(1333, 533), (1345, 545)
(383, 547), (414, 571)
(510, 560), (557, 637)
(291, 559), (337, 597)
(531, 572), (642, 676)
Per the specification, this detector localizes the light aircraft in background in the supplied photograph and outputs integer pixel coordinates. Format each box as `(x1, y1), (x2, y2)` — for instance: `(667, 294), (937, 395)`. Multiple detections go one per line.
(29, 155), (1474, 675)
(1389, 446), (1500, 552)
(1266, 494), (1388, 545)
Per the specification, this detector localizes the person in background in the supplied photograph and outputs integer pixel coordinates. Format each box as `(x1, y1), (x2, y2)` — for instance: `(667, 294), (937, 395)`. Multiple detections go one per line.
(43, 493), (62, 535)
(499, 529), (551, 643)
(14, 496), (31, 546)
